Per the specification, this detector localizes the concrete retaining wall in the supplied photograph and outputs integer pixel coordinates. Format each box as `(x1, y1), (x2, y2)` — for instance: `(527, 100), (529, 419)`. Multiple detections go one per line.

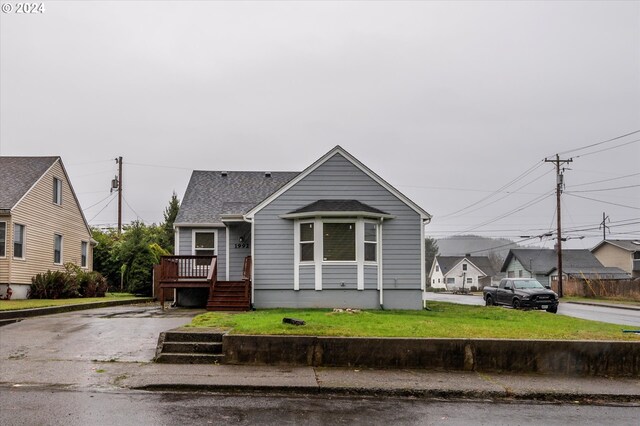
(223, 335), (640, 377)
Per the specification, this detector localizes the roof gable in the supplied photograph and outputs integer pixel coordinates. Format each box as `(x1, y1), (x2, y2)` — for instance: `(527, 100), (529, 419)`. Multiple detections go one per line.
(592, 239), (640, 253)
(0, 156), (58, 210)
(245, 146), (431, 220)
(435, 255), (495, 276)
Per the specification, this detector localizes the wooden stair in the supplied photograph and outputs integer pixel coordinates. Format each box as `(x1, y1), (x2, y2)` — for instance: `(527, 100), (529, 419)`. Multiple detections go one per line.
(155, 329), (225, 364)
(206, 281), (251, 311)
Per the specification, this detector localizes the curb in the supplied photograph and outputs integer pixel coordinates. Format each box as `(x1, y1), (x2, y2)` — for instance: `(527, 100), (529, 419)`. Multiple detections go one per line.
(131, 383), (640, 404)
(565, 301), (640, 311)
(0, 298), (155, 320)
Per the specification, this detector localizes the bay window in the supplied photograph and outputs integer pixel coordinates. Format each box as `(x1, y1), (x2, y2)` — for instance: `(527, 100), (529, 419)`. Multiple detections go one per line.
(323, 222), (355, 261)
(364, 222), (377, 262)
(299, 222), (314, 262)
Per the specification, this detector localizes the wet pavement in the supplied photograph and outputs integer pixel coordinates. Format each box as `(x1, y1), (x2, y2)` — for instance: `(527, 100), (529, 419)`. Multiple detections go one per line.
(0, 303), (638, 405)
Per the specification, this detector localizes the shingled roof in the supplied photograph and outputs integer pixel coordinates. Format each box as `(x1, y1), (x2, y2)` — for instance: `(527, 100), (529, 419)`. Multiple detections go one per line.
(435, 255), (496, 277)
(592, 240), (640, 253)
(0, 156), (59, 210)
(175, 171), (300, 224)
(501, 248), (605, 275)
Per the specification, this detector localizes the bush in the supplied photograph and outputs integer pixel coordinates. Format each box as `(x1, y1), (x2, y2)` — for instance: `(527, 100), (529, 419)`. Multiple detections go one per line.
(30, 270), (80, 299)
(29, 264), (107, 299)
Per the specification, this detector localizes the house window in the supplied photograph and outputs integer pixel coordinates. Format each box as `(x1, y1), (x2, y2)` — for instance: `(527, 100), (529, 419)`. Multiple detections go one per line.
(13, 224), (25, 259)
(81, 241), (88, 268)
(364, 222), (377, 262)
(323, 222), (355, 261)
(435, 265), (439, 272)
(518, 270), (523, 278)
(466, 277), (473, 284)
(462, 263), (467, 271)
(432, 279), (435, 284)
(300, 222), (314, 262)
(53, 178), (62, 205)
(0, 222), (5, 257)
(507, 271), (514, 278)
(437, 278), (440, 283)
(446, 277), (455, 284)
(193, 231), (215, 265)
(54, 234), (63, 264)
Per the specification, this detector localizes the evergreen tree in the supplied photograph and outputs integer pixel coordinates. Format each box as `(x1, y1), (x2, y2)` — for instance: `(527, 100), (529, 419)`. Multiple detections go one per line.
(160, 192), (180, 253)
(425, 236), (439, 274)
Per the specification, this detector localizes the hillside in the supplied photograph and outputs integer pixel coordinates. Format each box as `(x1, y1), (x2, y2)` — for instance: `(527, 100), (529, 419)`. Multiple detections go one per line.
(435, 235), (524, 260)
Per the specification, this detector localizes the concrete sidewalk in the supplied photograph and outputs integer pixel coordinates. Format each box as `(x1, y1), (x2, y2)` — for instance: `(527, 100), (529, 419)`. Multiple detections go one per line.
(2, 358), (639, 403)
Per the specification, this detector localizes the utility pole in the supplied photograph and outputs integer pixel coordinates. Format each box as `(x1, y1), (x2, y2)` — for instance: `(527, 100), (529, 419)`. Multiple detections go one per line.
(600, 212), (610, 241)
(116, 157), (123, 235)
(545, 154), (572, 298)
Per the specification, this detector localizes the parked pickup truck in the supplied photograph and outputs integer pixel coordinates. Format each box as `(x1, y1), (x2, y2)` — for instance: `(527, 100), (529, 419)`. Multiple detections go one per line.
(483, 278), (559, 313)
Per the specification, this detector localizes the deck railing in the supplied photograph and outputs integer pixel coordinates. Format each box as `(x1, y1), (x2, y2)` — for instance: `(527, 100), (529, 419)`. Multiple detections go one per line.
(159, 255), (217, 282)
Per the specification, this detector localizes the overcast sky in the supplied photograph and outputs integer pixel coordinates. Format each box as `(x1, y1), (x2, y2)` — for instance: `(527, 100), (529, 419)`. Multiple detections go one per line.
(1, 1), (638, 251)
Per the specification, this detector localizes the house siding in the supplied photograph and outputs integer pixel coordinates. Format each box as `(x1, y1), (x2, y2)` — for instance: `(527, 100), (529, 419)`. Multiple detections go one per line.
(227, 223), (251, 280)
(176, 226), (226, 281)
(504, 258), (548, 286)
(253, 153), (422, 309)
(3, 160), (92, 285)
(0, 215), (12, 284)
(592, 244), (633, 275)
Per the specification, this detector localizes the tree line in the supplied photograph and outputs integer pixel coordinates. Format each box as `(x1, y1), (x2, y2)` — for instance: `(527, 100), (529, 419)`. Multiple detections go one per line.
(92, 192), (179, 295)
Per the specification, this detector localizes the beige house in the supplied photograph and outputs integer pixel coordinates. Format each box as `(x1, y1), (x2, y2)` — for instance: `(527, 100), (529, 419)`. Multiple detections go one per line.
(591, 240), (640, 279)
(0, 157), (94, 299)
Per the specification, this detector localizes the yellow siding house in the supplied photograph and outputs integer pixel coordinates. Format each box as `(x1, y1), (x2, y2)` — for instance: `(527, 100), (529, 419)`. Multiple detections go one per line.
(0, 157), (94, 299)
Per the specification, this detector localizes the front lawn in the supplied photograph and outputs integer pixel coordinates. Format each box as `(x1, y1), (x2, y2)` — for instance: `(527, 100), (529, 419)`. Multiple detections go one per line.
(0, 293), (143, 311)
(188, 302), (639, 341)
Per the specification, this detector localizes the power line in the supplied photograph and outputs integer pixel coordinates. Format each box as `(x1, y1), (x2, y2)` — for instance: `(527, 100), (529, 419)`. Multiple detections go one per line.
(567, 172), (640, 188)
(88, 195), (117, 223)
(556, 129), (640, 156)
(82, 193), (116, 211)
(567, 184), (640, 193)
(574, 138), (640, 159)
(565, 193), (640, 211)
(439, 161), (545, 219)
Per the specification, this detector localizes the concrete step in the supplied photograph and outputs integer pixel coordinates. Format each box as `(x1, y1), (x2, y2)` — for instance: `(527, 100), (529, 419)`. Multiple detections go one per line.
(162, 341), (223, 354)
(163, 331), (223, 343)
(155, 353), (225, 364)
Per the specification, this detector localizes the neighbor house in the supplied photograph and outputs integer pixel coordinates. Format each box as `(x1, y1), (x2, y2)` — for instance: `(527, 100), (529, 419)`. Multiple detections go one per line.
(591, 240), (640, 279)
(170, 146), (431, 310)
(0, 157), (94, 299)
(428, 255), (495, 291)
(501, 248), (629, 288)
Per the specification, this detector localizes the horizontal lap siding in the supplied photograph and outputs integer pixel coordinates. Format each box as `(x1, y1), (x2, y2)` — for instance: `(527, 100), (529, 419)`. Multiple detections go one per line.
(177, 227), (226, 281)
(228, 223), (251, 280)
(364, 265), (378, 290)
(254, 153), (422, 292)
(323, 265), (357, 290)
(8, 161), (93, 284)
(299, 266), (314, 290)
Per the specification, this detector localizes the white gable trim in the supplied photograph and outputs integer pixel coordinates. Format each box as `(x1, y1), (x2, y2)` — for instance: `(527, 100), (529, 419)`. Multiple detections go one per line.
(244, 146), (432, 220)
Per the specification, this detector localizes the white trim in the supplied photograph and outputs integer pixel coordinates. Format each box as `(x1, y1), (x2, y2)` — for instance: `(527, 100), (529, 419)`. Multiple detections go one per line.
(356, 220), (364, 290)
(12, 223), (26, 260)
(12, 159), (57, 211)
(173, 227), (179, 255)
(81, 240), (89, 268)
(53, 233), (63, 265)
(245, 146), (431, 220)
(250, 218), (255, 304)
(174, 222), (226, 228)
(225, 227), (230, 281)
(191, 229), (218, 256)
(293, 220), (300, 290)
(281, 211), (394, 220)
(420, 221), (426, 291)
(378, 219), (383, 292)
(0, 220), (6, 258)
(314, 217), (323, 291)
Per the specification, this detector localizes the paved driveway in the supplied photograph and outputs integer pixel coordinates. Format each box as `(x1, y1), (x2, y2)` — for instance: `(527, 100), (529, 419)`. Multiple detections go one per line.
(0, 304), (201, 363)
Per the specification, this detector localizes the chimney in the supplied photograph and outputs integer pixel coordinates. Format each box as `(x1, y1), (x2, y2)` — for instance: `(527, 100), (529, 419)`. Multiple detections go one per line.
(221, 171), (228, 177)
(265, 172), (272, 178)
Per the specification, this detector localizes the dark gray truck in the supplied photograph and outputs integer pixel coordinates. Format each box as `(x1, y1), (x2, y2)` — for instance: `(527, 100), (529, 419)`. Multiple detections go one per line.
(483, 278), (559, 313)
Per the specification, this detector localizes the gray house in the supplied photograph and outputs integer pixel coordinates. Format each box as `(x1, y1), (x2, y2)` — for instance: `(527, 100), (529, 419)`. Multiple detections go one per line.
(501, 248), (629, 287)
(173, 146), (431, 310)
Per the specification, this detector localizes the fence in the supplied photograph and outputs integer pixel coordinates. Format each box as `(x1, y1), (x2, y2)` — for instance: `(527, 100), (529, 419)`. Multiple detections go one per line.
(555, 278), (640, 301)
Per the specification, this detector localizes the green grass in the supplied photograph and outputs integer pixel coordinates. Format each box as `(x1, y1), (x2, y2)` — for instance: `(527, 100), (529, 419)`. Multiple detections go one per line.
(0, 293), (142, 311)
(188, 302), (639, 341)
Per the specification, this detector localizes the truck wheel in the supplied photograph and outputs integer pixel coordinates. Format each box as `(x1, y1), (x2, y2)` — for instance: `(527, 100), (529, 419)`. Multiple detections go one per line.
(485, 295), (494, 306)
(546, 305), (558, 314)
(512, 299), (521, 309)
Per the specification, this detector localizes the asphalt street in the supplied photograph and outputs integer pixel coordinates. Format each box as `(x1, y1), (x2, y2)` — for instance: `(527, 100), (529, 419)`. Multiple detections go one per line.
(423, 292), (640, 327)
(2, 388), (639, 426)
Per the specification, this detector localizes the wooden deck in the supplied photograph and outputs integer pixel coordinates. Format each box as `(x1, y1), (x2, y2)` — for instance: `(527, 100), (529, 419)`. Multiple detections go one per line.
(157, 255), (251, 311)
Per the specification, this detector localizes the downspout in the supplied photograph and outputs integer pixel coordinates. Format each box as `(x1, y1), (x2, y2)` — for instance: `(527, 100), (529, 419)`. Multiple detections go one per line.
(7, 216), (12, 287)
(379, 217), (384, 310)
(244, 215), (255, 308)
